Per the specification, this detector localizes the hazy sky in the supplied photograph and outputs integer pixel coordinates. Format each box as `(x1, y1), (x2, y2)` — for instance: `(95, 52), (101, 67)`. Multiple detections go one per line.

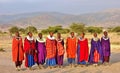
(0, 0), (120, 14)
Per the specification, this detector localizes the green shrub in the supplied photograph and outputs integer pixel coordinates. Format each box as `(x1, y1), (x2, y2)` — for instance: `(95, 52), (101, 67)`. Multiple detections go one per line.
(70, 23), (85, 34)
(86, 26), (102, 34)
(25, 26), (38, 34)
(112, 26), (120, 32)
(9, 26), (19, 34)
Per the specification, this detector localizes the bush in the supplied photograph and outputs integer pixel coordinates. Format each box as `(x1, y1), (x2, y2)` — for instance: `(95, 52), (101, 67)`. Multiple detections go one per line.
(70, 23), (85, 34)
(19, 28), (25, 34)
(41, 29), (49, 34)
(112, 26), (120, 32)
(9, 26), (19, 34)
(86, 26), (102, 34)
(58, 29), (70, 34)
(0, 48), (5, 52)
(25, 26), (38, 34)
(41, 25), (70, 34)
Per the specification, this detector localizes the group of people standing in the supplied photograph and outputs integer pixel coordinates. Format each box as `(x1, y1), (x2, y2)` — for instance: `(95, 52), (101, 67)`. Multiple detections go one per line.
(12, 31), (111, 71)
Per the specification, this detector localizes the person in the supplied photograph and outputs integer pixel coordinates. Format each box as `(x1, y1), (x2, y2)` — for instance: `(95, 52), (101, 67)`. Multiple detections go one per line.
(46, 32), (57, 69)
(12, 31), (24, 71)
(101, 31), (111, 65)
(89, 33), (103, 66)
(36, 33), (46, 69)
(56, 33), (64, 68)
(66, 32), (77, 67)
(24, 32), (37, 70)
(77, 32), (89, 66)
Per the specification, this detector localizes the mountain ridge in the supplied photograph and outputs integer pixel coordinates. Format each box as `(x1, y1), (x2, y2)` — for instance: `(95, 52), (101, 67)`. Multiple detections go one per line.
(0, 8), (120, 30)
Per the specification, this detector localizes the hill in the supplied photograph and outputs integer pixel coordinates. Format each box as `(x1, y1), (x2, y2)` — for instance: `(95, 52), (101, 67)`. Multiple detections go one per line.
(0, 8), (120, 30)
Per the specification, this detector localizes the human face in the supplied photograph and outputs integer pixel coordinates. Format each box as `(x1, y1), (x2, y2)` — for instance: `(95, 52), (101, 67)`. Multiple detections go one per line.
(28, 32), (33, 37)
(70, 32), (74, 38)
(15, 32), (19, 37)
(93, 33), (97, 38)
(80, 33), (85, 38)
(49, 32), (54, 37)
(57, 33), (61, 39)
(38, 33), (42, 39)
(104, 31), (108, 37)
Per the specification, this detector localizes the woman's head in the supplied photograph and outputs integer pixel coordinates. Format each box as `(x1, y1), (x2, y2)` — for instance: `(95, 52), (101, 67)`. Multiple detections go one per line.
(57, 33), (61, 39)
(38, 33), (42, 39)
(80, 32), (85, 38)
(93, 32), (97, 38)
(70, 32), (74, 38)
(15, 31), (20, 37)
(27, 32), (33, 37)
(103, 31), (108, 37)
(49, 32), (54, 37)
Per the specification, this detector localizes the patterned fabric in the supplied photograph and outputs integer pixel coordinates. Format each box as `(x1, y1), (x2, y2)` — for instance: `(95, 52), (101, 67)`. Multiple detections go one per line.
(46, 37), (56, 59)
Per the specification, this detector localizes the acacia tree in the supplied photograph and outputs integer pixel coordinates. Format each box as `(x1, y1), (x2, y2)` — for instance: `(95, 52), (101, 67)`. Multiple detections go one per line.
(70, 23), (85, 34)
(19, 28), (25, 34)
(86, 26), (102, 34)
(41, 25), (70, 34)
(25, 26), (38, 34)
(9, 26), (19, 34)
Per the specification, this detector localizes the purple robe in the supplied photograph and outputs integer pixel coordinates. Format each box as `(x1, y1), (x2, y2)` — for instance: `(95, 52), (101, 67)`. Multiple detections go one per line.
(101, 37), (111, 57)
(89, 39), (103, 63)
(36, 40), (46, 65)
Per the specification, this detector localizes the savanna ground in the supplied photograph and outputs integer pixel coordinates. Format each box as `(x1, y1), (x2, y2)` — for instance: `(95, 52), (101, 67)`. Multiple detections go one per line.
(0, 33), (120, 73)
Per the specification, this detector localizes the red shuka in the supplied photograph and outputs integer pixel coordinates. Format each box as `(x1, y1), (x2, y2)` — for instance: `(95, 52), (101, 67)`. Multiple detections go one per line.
(12, 37), (24, 62)
(66, 37), (77, 58)
(46, 38), (57, 59)
(78, 38), (89, 62)
(57, 40), (64, 56)
(24, 38), (37, 67)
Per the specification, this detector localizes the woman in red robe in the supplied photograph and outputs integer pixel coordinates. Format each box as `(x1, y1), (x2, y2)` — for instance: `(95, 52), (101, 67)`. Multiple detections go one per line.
(56, 33), (64, 68)
(66, 32), (77, 67)
(46, 32), (57, 69)
(12, 32), (24, 71)
(24, 32), (37, 70)
(77, 32), (89, 65)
